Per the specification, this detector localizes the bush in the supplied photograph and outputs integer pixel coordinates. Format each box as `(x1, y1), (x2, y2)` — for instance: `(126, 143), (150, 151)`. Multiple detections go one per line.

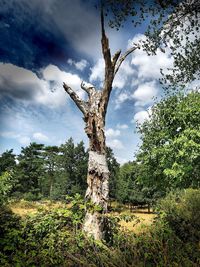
(0, 172), (15, 205)
(0, 206), (22, 266)
(23, 192), (43, 201)
(1, 192), (200, 267)
(157, 188), (200, 242)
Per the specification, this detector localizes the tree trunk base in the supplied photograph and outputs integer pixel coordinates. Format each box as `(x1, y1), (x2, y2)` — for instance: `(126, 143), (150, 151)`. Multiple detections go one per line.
(83, 211), (104, 240)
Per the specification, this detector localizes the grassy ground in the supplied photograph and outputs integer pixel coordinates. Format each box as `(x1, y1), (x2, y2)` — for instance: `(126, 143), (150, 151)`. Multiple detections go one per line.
(119, 210), (155, 233)
(9, 200), (156, 233)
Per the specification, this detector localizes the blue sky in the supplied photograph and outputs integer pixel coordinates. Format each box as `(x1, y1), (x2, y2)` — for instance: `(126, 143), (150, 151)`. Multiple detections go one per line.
(0, 0), (175, 164)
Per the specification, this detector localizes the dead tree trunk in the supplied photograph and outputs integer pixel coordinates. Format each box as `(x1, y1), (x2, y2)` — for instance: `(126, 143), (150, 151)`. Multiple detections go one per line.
(63, 8), (140, 240)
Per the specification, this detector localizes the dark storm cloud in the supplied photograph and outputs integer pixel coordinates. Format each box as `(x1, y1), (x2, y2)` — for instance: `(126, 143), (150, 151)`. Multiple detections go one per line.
(0, 75), (40, 101)
(0, 79), (37, 100)
(0, 0), (100, 72)
(0, 0), (78, 71)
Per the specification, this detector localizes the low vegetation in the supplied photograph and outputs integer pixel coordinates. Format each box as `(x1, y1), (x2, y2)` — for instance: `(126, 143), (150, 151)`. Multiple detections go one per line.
(0, 189), (200, 266)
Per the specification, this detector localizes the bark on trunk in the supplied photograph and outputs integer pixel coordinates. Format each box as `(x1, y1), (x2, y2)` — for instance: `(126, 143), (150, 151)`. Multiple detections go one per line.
(63, 7), (140, 240)
(82, 90), (109, 240)
(83, 150), (109, 239)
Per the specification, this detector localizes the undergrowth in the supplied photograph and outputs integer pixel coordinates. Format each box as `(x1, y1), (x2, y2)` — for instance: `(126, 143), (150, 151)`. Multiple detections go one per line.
(0, 191), (200, 267)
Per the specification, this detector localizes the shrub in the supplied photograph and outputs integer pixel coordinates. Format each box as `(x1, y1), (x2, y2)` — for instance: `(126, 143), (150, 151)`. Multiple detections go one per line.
(23, 192), (43, 201)
(157, 188), (200, 242)
(1, 192), (200, 266)
(0, 172), (15, 205)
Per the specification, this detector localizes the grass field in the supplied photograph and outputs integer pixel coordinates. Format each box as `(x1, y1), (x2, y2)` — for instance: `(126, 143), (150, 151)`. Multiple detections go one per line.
(9, 200), (156, 234)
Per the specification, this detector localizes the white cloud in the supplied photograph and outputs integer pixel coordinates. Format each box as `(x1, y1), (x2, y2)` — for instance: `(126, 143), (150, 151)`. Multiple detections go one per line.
(129, 34), (173, 81)
(18, 136), (31, 146)
(117, 123), (128, 129)
(0, 131), (31, 146)
(33, 132), (49, 142)
(115, 92), (130, 109)
(132, 81), (158, 106)
(89, 58), (104, 84)
(133, 110), (151, 124)
(0, 63), (87, 108)
(67, 58), (88, 71)
(107, 139), (124, 149)
(116, 156), (128, 165)
(105, 128), (120, 138)
(113, 61), (134, 89)
(42, 64), (85, 99)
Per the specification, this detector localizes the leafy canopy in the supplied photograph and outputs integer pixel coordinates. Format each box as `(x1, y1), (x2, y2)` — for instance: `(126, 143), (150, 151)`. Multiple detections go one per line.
(137, 91), (200, 192)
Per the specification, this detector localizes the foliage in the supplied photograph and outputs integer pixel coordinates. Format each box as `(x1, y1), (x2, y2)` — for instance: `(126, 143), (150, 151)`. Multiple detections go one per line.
(0, 172), (16, 205)
(106, 146), (120, 199)
(115, 161), (158, 210)
(104, 0), (200, 88)
(157, 188), (200, 242)
(0, 149), (16, 175)
(59, 138), (88, 197)
(14, 142), (45, 198)
(0, 138), (119, 201)
(137, 91), (200, 193)
(1, 193), (199, 266)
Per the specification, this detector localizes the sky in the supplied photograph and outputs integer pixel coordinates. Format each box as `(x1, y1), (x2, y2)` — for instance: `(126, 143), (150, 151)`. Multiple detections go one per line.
(0, 0), (175, 164)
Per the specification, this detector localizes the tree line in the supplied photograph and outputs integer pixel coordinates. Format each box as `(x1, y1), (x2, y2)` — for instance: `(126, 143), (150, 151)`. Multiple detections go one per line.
(1, 91), (199, 208)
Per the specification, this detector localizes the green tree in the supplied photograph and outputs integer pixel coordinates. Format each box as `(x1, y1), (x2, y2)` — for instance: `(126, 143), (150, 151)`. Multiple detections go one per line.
(106, 147), (120, 199)
(0, 149), (16, 175)
(42, 145), (60, 198)
(0, 172), (15, 205)
(116, 161), (159, 211)
(72, 141), (88, 195)
(137, 91), (200, 192)
(59, 138), (88, 196)
(15, 143), (45, 199)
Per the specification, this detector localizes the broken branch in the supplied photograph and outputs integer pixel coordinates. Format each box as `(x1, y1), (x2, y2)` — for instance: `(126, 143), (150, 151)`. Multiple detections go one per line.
(112, 50), (121, 67)
(81, 81), (95, 96)
(101, 6), (112, 70)
(114, 44), (140, 76)
(63, 82), (88, 115)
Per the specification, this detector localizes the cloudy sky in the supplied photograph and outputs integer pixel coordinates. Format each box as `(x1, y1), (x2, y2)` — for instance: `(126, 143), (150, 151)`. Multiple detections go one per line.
(0, 0), (174, 163)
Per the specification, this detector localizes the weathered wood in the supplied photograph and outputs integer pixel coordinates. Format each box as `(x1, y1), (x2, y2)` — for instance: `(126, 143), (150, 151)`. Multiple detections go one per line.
(63, 6), (139, 240)
(63, 82), (88, 115)
(114, 44), (140, 76)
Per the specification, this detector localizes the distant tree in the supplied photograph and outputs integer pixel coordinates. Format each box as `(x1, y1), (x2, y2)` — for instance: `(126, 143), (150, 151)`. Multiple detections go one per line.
(73, 141), (88, 195)
(0, 172), (16, 205)
(15, 143), (44, 199)
(60, 138), (88, 196)
(116, 161), (159, 212)
(42, 145), (60, 197)
(0, 149), (16, 175)
(106, 147), (120, 199)
(137, 91), (200, 192)
(105, 0), (200, 88)
(116, 162), (136, 204)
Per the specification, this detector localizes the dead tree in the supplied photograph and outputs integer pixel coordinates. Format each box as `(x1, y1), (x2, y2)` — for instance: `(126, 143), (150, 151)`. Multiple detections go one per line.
(63, 9), (139, 240)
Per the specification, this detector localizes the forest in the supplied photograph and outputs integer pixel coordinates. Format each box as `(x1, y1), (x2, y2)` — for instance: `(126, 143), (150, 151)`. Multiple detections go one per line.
(0, 0), (200, 266)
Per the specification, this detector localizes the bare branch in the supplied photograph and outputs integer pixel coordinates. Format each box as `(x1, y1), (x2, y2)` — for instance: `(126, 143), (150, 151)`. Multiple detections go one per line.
(81, 81), (95, 96)
(112, 50), (121, 67)
(101, 6), (112, 70)
(63, 82), (88, 115)
(114, 44), (140, 76)
(81, 81), (90, 95)
(100, 6), (115, 115)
